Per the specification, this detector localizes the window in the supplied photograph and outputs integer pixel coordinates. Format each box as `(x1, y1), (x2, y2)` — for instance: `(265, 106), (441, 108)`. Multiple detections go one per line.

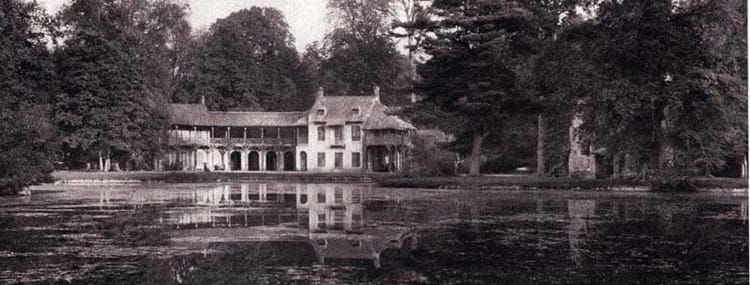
(317, 109), (325, 115)
(333, 210), (345, 230)
(317, 214), (326, 229)
(335, 152), (343, 168)
(317, 152), (325, 167)
(334, 188), (343, 203)
(352, 152), (361, 168)
(351, 108), (360, 115)
(351, 125), (361, 141)
(317, 191), (326, 203)
(317, 126), (325, 141)
(334, 126), (343, 142)
(351, 214), (362, 231)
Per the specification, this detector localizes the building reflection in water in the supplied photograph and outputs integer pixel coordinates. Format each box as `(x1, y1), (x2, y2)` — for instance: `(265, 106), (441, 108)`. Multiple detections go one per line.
(568, 200), (596, 266)
(150, 183), (416, 268)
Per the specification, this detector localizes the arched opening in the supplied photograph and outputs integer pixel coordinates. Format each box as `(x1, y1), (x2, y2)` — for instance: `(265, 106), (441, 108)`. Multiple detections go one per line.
(248, 151), (260, 171)
(283, 151), (295, 171)
(300, 151), (307, 172)
(266, 152), (277, 171)
(230, 151), (241, 171)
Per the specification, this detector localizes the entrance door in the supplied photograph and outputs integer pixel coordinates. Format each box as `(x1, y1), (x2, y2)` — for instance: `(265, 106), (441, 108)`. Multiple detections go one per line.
(230, 151), (241, 171)
(248, 151), (260, 171)
(283, 151), (295, 171)
(266, 152), (277, 171)
(300, 152), (307, 171)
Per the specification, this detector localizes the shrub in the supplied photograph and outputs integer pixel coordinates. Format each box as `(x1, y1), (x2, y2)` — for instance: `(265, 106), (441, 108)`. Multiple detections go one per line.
(404, 136), (456, 177)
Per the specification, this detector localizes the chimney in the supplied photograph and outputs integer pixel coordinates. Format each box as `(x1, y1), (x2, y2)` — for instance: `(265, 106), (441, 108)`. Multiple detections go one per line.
(200, 95), (206, 105)
(373, 85), (380, 102)
(317, 86), (324, 99)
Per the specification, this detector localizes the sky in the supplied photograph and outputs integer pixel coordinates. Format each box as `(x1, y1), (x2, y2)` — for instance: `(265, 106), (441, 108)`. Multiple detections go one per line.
(36, 0), (330, 51)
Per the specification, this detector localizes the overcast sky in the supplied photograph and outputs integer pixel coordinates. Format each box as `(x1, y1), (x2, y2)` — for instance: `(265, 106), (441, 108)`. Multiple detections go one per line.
(36, 0), (330, 51)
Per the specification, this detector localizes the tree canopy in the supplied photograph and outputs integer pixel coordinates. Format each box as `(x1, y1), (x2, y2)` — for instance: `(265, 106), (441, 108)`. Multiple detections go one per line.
(300, 0), (409, 104)
(0, 0), (57, 193)
(54, 0), (189, 170)
(543, 0), (748, 176)
(173, 7), (314, 111)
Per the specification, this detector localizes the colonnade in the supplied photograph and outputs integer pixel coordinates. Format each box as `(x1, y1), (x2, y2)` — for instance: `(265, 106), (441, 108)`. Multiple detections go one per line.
(165, 147), (297, 171)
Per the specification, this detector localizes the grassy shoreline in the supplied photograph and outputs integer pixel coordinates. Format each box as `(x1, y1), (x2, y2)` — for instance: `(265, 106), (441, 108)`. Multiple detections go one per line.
(50, 171), (747, 191)
(52, 170), (394, 184)
(376, 175), (748, 191)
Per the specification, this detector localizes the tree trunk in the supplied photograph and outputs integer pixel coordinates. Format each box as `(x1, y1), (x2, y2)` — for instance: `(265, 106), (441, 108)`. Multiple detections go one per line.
(469, 133), (486, 177)
(536, 114), (545, 177)
(104, 148), (111, 172)
(612, 152), (622, 179)
(98, 152), (104, 172)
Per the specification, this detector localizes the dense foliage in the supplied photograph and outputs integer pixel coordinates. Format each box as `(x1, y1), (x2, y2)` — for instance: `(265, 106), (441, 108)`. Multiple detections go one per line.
(301, 0), (411, 104)
(405, 0), (592, 176)
(54, 0), (189, 170)
(403, 0), (746, 178)
(545, 0), (747, 177)
(173, 7), (315, 111)
(0, 1), (58, 194)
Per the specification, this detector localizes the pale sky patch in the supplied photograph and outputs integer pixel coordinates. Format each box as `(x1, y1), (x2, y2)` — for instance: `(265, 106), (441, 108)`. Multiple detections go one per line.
(35, 0), (331, 51)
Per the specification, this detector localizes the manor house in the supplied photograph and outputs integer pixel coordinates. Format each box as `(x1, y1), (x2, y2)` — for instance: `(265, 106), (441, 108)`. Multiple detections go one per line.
(164, 87), (415, 172)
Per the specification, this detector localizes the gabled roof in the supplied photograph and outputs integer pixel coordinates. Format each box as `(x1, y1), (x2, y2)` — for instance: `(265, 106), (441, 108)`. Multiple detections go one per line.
(170, 104), (307, 127)
(310, 95), (415, 130)
(310, 96), (375, 125)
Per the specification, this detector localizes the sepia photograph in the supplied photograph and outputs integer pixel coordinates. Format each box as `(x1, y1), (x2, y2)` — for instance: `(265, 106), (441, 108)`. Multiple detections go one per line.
(0, 0), (747, 284)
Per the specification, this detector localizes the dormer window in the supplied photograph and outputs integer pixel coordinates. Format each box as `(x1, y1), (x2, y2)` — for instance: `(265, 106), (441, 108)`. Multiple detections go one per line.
(317, 109), (326, 116)
(351, 107), (361, 115)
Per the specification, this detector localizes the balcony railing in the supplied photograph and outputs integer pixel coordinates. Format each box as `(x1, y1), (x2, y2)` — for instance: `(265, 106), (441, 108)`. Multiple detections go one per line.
(331, 138), (346, 148)
(207, 137), (297, 146)
(170, 136), (300, 146)
(168, 135), (210, 145)
(210, 138), (226, 145)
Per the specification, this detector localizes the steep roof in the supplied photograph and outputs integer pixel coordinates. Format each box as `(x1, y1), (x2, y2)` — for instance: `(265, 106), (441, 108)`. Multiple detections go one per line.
(310, 95), (375, 125)
(310, 95), (415, 130)
(170, 94), (415, 130)
(363, 103), (416, 130)
(169, 104), (307, 127)
(170, 103), (210, 125)
(205, 111), (307, 127)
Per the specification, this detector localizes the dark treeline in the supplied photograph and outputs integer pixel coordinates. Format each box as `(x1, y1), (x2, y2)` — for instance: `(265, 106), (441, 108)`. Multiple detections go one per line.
(401, 0), (746, 177)
(0, 0), (746, 193)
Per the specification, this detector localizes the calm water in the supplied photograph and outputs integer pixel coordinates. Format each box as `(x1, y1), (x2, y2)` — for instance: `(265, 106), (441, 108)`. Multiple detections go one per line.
(0, 183), (746, 284)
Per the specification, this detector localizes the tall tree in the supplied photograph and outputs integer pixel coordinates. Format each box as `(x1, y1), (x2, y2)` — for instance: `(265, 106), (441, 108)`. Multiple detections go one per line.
(174, 7), (313, 112)
(54, 0), (189, 170)
(312, 0), (407, 103)
(541, 0), (747, 177)
(0, 0), (57, 193)
(409, 0), (591, 176)
(580, 0), (745, 176)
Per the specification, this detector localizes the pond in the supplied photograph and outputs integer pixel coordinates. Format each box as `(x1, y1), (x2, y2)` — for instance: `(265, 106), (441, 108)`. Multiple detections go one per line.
(0, 183), (747, 284)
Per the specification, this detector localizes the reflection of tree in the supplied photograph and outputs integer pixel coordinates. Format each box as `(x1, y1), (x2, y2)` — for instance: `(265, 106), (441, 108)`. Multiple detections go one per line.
(741, 203), (747, 225)
(567, 200), (596, 266)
